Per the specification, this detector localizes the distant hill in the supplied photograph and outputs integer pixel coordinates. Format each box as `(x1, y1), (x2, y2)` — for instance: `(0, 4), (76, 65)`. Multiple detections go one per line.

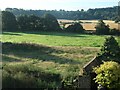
(5, 6), (119, 20)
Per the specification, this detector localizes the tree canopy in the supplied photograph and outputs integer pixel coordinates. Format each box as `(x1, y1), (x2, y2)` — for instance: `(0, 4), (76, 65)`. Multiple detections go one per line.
(2, 11), (18, 31)
(2, 11), (61, 32)
(43, 13), (61, 31)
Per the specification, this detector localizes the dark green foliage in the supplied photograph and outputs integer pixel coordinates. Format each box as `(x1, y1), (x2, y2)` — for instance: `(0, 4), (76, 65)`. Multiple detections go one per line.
(115, 17), (120, 23)
(118, 37), (120, 46)
(114, 7), (120, 23)
(17, 14), (61, 32)
(98, 36), (120, 62)
(43, 13), (61, 31)
(66, 23), (84, 33)
(2, 11), (61, 32)
(2, 64), (61, 88)
(17, 15), (29, 31)
(110, 28), (120, 35)
(28, 15), (44, 31)
(2, 11), (18, 31)
(95, 20), (110, 35)
(17, 15), (44, 31)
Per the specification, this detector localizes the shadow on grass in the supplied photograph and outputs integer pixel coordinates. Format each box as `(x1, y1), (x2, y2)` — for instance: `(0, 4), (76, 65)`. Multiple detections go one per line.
(3, 31), (86, 38)
(25, 31), (86, 38)
(2, 42), (81, 64)
(2, 54), (22, 62)
(2, 32), (22, 36)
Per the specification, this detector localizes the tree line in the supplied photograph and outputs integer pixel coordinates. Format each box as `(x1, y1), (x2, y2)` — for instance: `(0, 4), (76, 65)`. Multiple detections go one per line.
(2, 11), (61, 32)
(2, 11), (120, 35)
(5, 6), (120, 21)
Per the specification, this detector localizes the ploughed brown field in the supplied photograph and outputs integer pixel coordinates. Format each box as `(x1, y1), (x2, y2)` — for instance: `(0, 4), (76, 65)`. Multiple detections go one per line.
(58, 19), (120, 31)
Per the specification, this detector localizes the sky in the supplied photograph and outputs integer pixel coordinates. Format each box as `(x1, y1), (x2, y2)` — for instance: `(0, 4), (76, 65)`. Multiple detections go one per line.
(0, 0), (120, 11)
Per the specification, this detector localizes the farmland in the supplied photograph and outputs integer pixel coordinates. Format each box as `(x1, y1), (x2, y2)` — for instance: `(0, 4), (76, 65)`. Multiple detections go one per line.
(58, 19), (119, 31)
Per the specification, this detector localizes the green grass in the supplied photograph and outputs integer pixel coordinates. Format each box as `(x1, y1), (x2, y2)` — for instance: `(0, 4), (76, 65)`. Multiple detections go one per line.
(2, 31), (119, 88)
(2, 31), (108, 47)
(2, 42), (100, 87)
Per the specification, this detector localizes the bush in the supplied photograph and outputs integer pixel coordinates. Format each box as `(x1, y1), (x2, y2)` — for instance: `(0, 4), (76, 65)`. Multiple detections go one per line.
(95, 20), (110, 35)
(93, 61), (120, 89)
(66, 23), (84, 33)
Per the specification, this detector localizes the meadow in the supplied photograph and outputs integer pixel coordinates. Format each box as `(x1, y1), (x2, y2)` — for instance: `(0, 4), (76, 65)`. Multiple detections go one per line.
(2, 32), (107, 47)
(1, 31), (120, 88)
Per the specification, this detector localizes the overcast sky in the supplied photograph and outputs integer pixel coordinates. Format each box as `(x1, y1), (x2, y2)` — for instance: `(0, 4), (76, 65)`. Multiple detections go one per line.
(0, 0), (119, 11)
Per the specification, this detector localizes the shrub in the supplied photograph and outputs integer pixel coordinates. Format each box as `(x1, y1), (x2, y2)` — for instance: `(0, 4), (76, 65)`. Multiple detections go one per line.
(93, 61), (120, 89)
(95, 20), (110, 35)
(66, 23), (84, 33)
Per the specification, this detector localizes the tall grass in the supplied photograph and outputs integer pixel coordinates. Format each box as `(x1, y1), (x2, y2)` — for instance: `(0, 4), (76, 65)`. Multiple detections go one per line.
(3, 63), (61, 88)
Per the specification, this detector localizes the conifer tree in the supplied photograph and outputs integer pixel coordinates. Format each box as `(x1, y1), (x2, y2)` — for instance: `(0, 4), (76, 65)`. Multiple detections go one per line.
(99, 36), (120, 62)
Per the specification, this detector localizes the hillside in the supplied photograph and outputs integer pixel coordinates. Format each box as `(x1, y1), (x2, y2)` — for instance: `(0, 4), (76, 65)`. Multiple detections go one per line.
(5, 6), (119, 20)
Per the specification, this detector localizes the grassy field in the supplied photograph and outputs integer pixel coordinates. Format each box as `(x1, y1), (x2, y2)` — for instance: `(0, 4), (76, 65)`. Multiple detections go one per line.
(1, 31), (120, 88)
(2, 32), (108, 47)
(2, 40), (100, 87)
